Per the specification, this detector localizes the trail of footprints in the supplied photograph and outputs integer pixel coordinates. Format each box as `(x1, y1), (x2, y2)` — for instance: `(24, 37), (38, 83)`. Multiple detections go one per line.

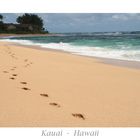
(2, 46), (86, 121)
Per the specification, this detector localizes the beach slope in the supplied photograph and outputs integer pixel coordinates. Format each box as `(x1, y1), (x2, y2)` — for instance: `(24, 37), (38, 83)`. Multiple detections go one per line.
(0, 41), (140, 127)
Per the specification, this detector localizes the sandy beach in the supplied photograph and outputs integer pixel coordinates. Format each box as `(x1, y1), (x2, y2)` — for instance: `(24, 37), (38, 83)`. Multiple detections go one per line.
(0, 40), (140, 127)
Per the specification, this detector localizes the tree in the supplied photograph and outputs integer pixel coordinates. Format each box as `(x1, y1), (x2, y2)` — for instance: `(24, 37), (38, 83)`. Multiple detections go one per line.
(16, 13), (44, 30)
(0, 14), (3, 23)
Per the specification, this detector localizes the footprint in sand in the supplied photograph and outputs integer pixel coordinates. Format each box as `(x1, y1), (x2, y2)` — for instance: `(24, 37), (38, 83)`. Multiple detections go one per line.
(72, 113), (85, 120)
(9, 77), (15, 80)
(24, 59), (33, 67)
(10, 66), (17, 71)
(3, 71), (9, 73)
(11, 54), (15, 57)
(40, 94), (49, 97)
(49, 102), (61, 108)
(21, 87), (31, 90)
(13, 66), (17, 69)
(20, 82), (27, 85)
(24, 64), (30, 67)
(11, 55), (15, 58)
(12, 74), (17, 77)
(24, 59), (28, 62)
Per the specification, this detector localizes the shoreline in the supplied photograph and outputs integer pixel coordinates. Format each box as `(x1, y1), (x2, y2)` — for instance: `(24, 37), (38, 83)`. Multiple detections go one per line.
(1, 39), (140, 69)
(0, 33), (60, 38)
(0, 40), (140, 127)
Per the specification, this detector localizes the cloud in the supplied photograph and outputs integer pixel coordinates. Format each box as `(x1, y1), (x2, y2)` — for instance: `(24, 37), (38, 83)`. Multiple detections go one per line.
(112, 14), (128, 20)
(111, 13), (140, 21)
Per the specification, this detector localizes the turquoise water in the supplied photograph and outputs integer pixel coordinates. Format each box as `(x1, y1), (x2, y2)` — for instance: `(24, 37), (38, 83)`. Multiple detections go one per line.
(1, 32), (140, 61)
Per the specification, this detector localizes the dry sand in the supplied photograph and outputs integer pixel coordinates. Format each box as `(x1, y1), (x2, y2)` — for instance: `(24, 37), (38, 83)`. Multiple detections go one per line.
(0, 41), (140, 127)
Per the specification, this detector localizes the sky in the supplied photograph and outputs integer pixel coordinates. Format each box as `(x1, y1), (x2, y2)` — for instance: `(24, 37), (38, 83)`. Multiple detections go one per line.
(1, 13), (140, 33)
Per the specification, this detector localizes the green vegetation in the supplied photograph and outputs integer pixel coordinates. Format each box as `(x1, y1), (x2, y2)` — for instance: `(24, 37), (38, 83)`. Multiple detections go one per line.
(0, 14), (4, 32)
(0, 14), (3, 22)
(0, 13), (49, 34)
(16, 14), (44, 31)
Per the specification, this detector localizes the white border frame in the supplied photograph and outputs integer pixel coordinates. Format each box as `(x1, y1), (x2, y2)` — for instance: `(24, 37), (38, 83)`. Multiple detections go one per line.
(0, 0), (140, 13)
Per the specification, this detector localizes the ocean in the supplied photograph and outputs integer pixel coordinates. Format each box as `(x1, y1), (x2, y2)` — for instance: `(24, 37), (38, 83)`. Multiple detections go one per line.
(1, 32), (140, 62)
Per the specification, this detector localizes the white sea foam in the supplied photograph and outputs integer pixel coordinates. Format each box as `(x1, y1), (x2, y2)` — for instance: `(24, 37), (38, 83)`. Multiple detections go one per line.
(1, 39), (140, 62)
(1, 39), (35, 46)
